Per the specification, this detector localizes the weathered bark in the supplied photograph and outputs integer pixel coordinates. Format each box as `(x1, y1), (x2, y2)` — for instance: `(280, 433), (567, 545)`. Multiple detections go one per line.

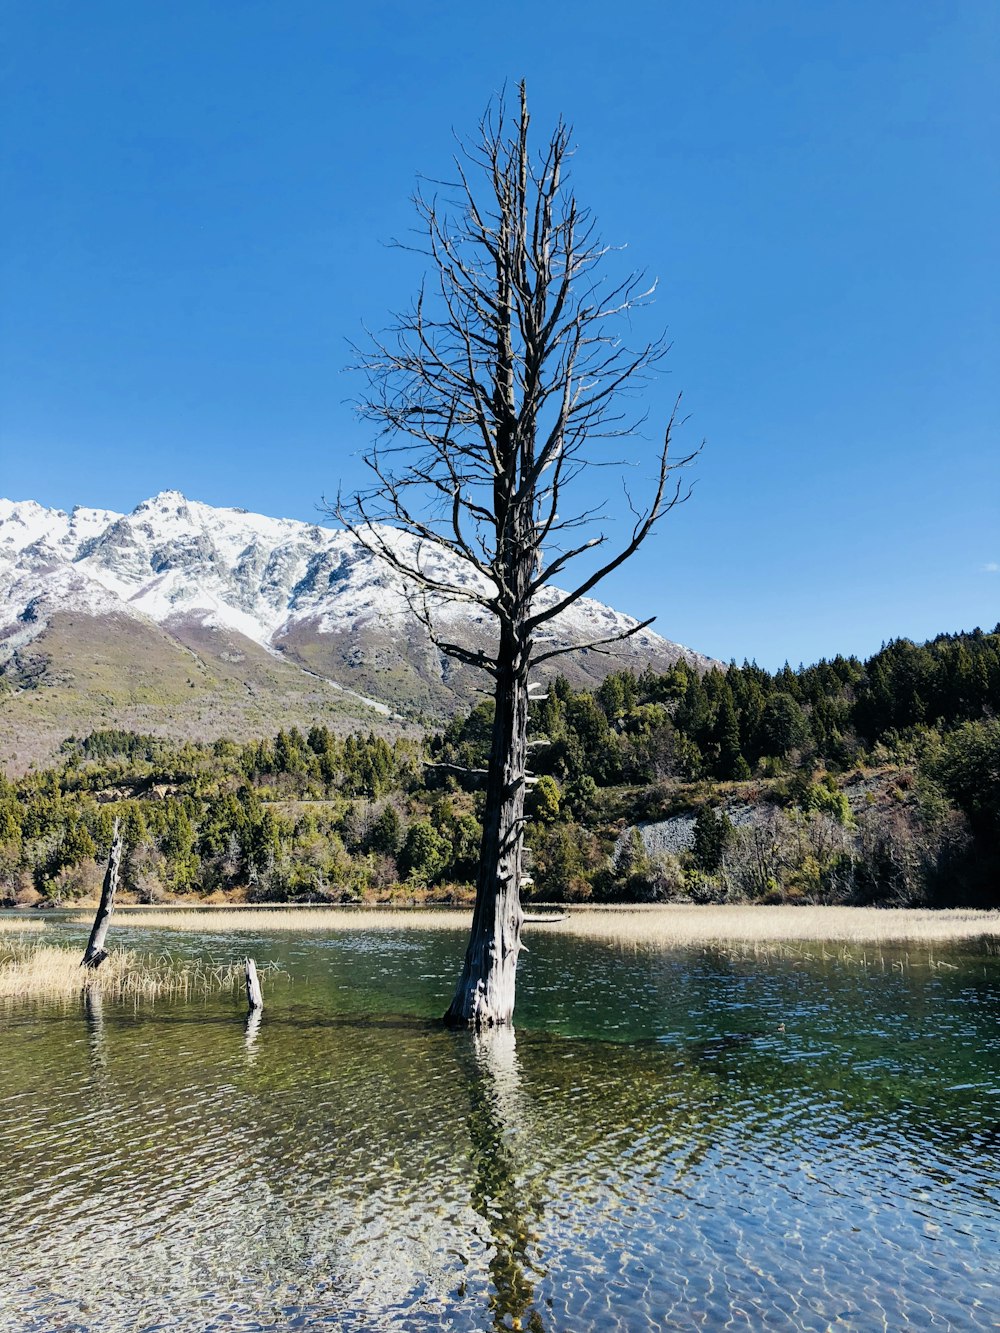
(81, 820), (122, 970)
(446, 633), (530, 1026)
(444, 191), (537, 1025)
(245, 956), (264, 1012)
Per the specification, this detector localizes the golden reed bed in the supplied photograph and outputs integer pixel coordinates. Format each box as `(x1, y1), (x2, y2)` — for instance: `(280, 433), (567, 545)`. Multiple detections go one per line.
(0, 941), (242, 1001)
(53, 903), (1000, 945)
(0, 917), (47, 934)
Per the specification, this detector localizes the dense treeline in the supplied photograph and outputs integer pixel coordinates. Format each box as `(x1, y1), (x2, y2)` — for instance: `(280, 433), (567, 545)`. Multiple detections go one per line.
(0, 728), (442, 903)
(1, 628), (998, 908)
(430, 628), (1000, 906)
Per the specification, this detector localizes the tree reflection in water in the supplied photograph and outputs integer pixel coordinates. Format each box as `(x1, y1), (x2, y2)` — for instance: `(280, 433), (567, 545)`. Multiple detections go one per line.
(244, 1006), (263, 1063)
(462, 1027), (547, 1333)
(84, 983), (106, 1073)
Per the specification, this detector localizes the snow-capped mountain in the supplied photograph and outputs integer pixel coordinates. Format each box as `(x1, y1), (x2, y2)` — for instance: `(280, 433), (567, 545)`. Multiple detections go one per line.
(0, 491), (712, 761)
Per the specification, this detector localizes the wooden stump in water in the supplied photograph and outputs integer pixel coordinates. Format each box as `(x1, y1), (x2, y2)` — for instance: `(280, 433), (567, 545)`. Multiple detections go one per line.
(245, 957), (263, 1012)
(81, 820), (123, 970)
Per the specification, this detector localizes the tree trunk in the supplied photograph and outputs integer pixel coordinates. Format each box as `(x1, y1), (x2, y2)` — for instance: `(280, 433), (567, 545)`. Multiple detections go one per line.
(81, 819), (122, 970)
(445, 638), (529, 1026)
(245, 956), (264, 1011)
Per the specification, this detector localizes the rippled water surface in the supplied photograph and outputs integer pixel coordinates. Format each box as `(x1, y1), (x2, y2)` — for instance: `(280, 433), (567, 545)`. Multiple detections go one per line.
(2, 922), (998, 1331)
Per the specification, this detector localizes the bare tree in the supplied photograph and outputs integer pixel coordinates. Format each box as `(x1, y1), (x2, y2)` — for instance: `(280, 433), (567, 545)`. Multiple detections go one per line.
(337, 83), (696, 1026)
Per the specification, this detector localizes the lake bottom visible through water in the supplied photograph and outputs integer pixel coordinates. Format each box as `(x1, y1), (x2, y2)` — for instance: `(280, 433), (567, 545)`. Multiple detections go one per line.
(1, 925), (998, 1331)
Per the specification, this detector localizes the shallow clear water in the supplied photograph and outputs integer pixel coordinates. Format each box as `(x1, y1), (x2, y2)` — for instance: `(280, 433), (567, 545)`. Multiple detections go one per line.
(1, 922), (998, 1331)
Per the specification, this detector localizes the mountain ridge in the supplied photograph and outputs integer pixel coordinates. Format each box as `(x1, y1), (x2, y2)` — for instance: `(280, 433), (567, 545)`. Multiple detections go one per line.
(0, 490), (715, 766)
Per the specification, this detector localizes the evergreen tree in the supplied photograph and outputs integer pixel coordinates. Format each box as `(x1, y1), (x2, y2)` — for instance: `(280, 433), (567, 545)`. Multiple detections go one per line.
(692, 805), (733, 873)
(715, 689), (749, 780)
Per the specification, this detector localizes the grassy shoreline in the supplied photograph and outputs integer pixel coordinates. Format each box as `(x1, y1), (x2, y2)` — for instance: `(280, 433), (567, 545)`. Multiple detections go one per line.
(31, 902), (1000, 944)
(3, 906), (996, 1002)
(0, 940), (243, 1001)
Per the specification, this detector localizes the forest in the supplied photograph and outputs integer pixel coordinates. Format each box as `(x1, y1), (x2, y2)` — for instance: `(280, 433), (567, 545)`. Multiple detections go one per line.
(2, 627), (998, 910)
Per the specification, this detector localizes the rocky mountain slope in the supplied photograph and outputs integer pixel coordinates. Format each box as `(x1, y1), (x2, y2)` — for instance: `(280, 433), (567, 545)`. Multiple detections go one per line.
(0, 491), (713, 765)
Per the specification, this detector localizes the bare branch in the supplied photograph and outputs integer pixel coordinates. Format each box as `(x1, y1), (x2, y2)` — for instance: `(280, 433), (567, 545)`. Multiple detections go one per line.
(406, 583), (500, 677)
(531, 616), (657, 666)
(527, 403), (700, 631)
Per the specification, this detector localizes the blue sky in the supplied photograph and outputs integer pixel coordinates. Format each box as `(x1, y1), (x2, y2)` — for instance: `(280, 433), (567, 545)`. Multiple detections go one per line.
(1, 1), (997, 668)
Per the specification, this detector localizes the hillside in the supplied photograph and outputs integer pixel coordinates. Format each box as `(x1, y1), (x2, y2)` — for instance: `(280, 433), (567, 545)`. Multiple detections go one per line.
(2, 627), (997, 911)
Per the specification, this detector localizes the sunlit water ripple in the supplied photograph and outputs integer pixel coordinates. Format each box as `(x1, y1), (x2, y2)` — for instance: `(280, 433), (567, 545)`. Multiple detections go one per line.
(1, 923), (997, 1330)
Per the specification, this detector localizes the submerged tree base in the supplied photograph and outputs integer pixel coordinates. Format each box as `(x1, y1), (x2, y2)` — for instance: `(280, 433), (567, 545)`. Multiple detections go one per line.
(444, 975), (518, 1028)
(443, 998), (515, 1030)
(444, 880), (524, 1028)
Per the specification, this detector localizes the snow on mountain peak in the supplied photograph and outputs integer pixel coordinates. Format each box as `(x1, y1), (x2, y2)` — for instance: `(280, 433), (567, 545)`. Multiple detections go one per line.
(0, 492), (707, 683)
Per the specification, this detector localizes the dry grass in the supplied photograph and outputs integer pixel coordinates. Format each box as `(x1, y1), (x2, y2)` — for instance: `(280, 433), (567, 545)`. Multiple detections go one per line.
(0, 941), (243, 1001)
(62, 902), (1000, 945)
(66, 906), (476, 933)
(0, 916), (48, 934)
(555, 904), (1000, 947)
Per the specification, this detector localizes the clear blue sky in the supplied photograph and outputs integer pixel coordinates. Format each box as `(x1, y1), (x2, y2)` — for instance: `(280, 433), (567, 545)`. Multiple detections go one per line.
(2, 1), (997, 668)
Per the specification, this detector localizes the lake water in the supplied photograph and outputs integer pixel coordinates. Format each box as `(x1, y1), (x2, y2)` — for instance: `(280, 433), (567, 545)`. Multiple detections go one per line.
(1, 922), (998, 1331)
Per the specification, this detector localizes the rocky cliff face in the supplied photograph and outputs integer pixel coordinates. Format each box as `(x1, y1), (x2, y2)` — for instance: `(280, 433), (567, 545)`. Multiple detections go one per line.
(0, 491), (714, 744)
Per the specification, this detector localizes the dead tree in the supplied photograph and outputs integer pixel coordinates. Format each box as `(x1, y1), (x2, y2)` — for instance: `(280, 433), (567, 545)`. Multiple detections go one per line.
(337, 83), (696, 1026)
(81, 819), (123, 970)
(245, 957), (264, 1012)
